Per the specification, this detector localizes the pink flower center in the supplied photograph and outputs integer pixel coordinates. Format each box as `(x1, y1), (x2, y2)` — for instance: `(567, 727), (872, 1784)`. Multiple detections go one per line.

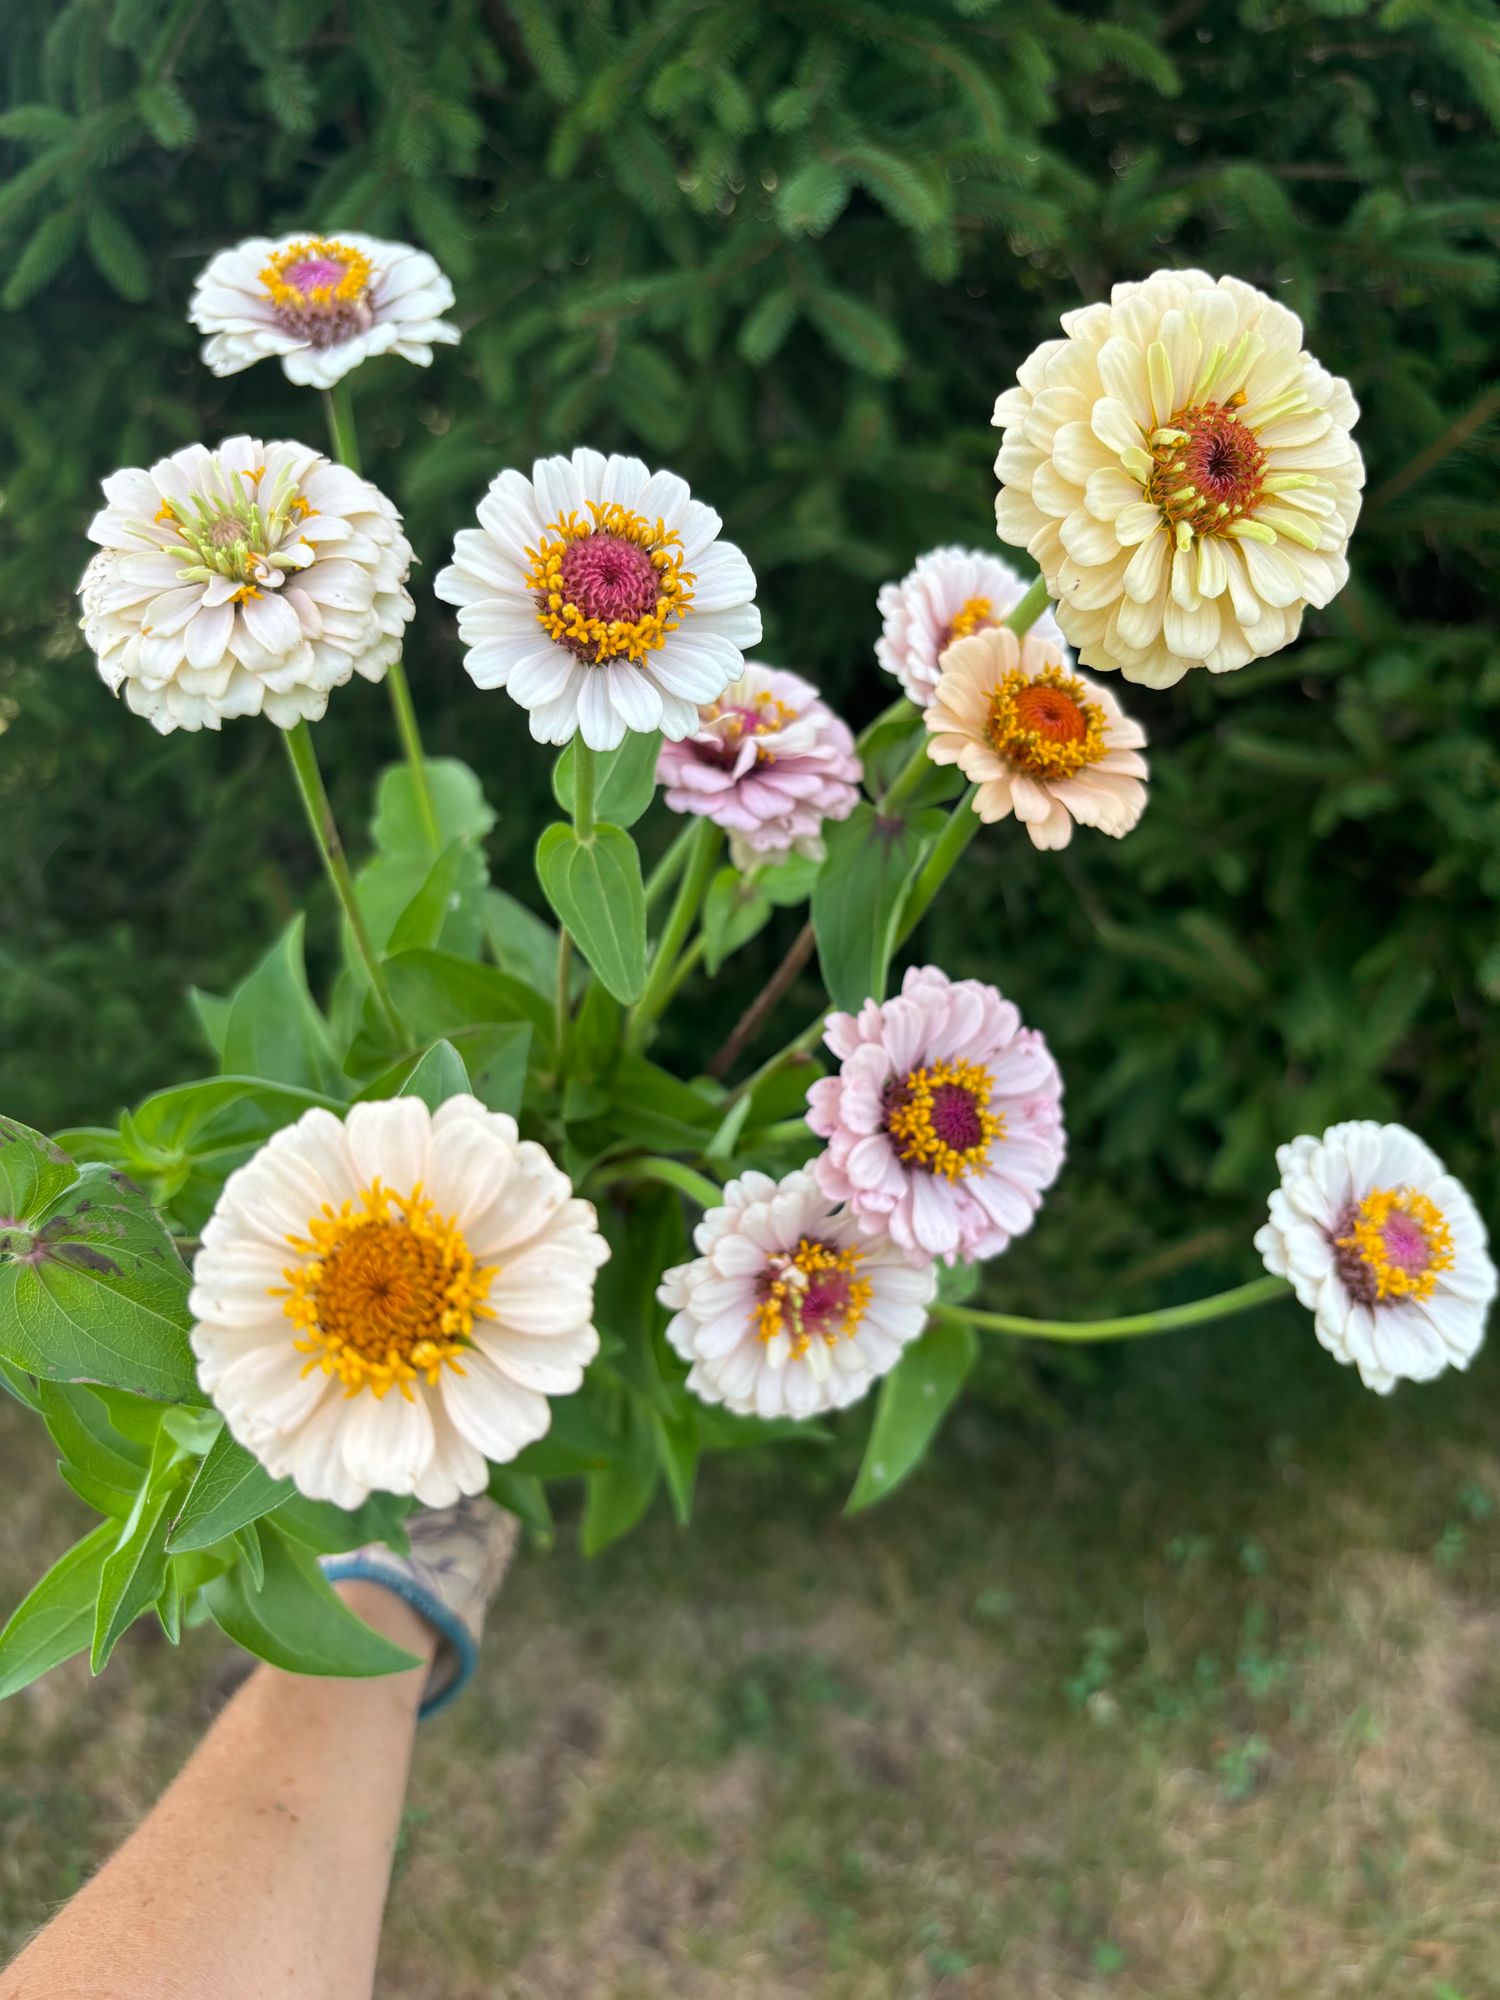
(558, 534), (661, 627)
(282, 256), (347, 294)
(884, 1060), (1003, 1181)
(1147, 401), (1267, 537)
(1332, 1188), (1454, 1306)
(754, 1236), (872, 1359)
(928, 1082), (985, 1153)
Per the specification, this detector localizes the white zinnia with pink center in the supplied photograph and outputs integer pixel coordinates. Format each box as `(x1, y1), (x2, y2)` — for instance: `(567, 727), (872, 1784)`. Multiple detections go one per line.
(434, 448), (761, 752)
(875, 545), (1072, 708)
(657, 1170), (937, 1419)
(655, 664), (861, 862)
(807, 966), (1066, 1266)
(189, 233), (459, 389)
(78, 436), (414, 733)
(1255, 1120), (1494, 1394)
(993, 269), (1364, 688)
(190, 1096), (608, 1508)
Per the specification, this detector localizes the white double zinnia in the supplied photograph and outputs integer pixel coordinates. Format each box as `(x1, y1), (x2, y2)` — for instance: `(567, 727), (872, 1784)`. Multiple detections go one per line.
(189, 233), (459, 388)
(1256, 1120), (1494, 1394)
(993, 269), (1364, 688)
(435, 447), (761, 752)
(190, 1096), (608, 1508)
(79, 436), (413, 733)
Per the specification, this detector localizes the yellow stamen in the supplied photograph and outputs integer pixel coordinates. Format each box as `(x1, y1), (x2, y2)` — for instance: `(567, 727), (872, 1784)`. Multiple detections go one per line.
(259, 237), (374, 310)
(945, 594), (996, 644)
(524, 501), (696, 665)
(885, 1059), (1003, 1182)
(986, 665), (1108, 784)
(1336, 1187), (1454, 1304)
(273, 1179), (495, 1398)
(754, 1237), (872, 1361)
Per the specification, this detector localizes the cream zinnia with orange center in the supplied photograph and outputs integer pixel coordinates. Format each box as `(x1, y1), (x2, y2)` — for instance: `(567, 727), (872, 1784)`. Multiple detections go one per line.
(190, 1096), (608, 1507)
(925, 625), (1148, 850)
(993, 269), (1364, 688)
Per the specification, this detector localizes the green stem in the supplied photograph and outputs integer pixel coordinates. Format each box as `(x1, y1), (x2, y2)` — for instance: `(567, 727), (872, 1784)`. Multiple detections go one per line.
(1003, 573), (1051, 639)
(878, 732), (930, 815)
(856, 693), (916, 755)
(573, 741), (597, 842)
(590, 1155), (724, 1210)
(321, 381), (441, 858)
(283, 722), (403, 1043)
(721, 1012), (825, 1111)
(936, 1274), (1290, 1344)
(897, 786), (981, 943)
(661, 933), (706, 1006)
(554, 928), (574, 1078)
(645, 822), (695, 911)
(627, 819), (721, 1052)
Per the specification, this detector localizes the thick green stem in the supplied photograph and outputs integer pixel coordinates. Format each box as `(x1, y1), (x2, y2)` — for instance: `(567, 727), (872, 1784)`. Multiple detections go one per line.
(936, 1274), (1290, 1344)
(898, 786), (981, 943)
(1003, 573), (1051, 639)
(283, 722), (403, 1042)
(590, 1155), (724, 1210)
(572, 741), (597, 842)
(627, 819), (720, 1052)
(645, 822), (694, 911)
(321, 381), (440, 857)
(554, 928), (574, 1078)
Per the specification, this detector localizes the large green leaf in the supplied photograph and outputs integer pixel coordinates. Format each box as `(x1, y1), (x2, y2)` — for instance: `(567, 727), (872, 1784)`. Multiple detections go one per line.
(580, 1397), (660, 1556)
(372, 757), (496, 856)
(221, 918), (342, 1095)
(536, 822), (648, 1003)
(0, 1135), (200, 1403)
(37, 1380), (148, 1501)
(206, 1525), (421, 1677)
(359, 759), (496, 961)
(482, 889), (561, 997)
(552, 732), (661, 830)
(92, 1430), (188, 1671)
(702, 866), (772, 973)
(272, 1490), (413, 1557)
(397, 1037), (472, 1111)
(0, 1522), (118, 1700)
(0, 1115), (75, 1223)
(812, 802), (944, 1013)
(167, 1424), (291, 1554)
(846, 1318), (976, 1514)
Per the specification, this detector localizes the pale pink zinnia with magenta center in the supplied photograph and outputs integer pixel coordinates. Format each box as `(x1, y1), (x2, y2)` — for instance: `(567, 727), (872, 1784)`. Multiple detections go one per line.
(875, 545), (1071, 708)
(656, 663), (861, 862)
(807, 965), (1066, 1266)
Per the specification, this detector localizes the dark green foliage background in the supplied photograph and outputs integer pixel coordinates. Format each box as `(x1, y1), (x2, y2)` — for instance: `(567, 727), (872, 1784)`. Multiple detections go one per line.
(1, 0), (1496, 1318)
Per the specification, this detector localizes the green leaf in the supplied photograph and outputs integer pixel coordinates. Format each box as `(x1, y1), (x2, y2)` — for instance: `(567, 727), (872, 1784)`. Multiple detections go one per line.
(653, 1408), (699, 1525)
(0, 1156), (200, 1403)
(760, 851), (822, 908)
(167, 1425), (292, 1554)
(487, 1467), (552, 1535)
(386, 949), (554, 1051)
(0, 1114), (76, 1223)
(360, 759), (495, 961)
(273, 1491), (412, 1557)
(553, 734), (661, 830)
(812, 803), (944, 1012)
(206, 1526), (422, 1678)
(581, 1402), (659, 1556)
(84, 204), (150, 302)
(535, 822), (648, 1003)
(37, 1380), (148, 1493)
(222, 919), (342, 1095)
(397, 1038), (472, 1111)
(387, 840), (469, 955)
(702, 866), (772, 974)
(92, 1429), (189, 1671)
(482, 889), (560, 996)
(372, 757), (496, 859)
(774, 159), (850, 236)
(846, 1319), (976, 1514)
(0, 1522), (118, 1700)
(512, 1389), (629, 1478)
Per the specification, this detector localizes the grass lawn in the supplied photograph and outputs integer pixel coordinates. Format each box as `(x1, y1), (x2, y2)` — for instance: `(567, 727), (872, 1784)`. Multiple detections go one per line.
(3, 1302), (1498, 1998)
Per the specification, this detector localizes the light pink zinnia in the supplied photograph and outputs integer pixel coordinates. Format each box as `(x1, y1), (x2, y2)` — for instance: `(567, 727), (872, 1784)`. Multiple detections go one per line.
(655, 663), (861, 861)
(875, 545), (1072, 708)
(807, 965), (1066, 1266)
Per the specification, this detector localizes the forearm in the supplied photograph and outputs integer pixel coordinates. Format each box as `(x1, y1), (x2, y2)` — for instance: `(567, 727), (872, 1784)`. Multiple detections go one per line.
(0, 1585), (435, 2000)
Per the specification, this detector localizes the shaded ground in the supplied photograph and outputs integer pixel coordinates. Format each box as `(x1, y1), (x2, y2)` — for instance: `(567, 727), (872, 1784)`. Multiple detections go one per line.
(3, 1303), (1499, 1998)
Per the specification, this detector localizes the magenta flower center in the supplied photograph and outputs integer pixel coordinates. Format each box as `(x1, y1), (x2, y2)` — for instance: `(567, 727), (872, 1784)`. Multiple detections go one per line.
(1331, 1188), (1454, 1306)
(283, 256), (347, 294)
(559, 534), (661, 627)
(884, 1060), (1003, 1181)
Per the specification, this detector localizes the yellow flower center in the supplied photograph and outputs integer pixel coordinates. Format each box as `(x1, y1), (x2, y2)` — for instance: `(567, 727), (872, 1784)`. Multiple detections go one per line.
(704, 688), (798, 765)
(986, 666), (1107, 784)
(1334, 1187), (1454, 1305)
(884, 1060), (1003, 1181)
(941, 595), (997, 648)
(525, 502), (696, 666)
(755, 1237), (872, 1360)
(260, 237), (373, 311)
(273, 1180), (494, 1398)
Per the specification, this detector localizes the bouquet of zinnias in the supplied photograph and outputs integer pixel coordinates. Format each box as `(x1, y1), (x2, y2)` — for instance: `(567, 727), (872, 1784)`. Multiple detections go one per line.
(1, 247), (1491, 1694)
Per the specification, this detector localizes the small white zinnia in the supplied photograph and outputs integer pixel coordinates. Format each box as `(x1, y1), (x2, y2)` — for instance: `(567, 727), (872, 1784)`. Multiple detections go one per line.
(993, 269), (1364, 688)
(657, 1170), (937, 1420)
(1255, 1120), (1495, 1394)
(925, 625), (1148, 850)
(79, 435), (414, 733)
(190, 1095), (608, 1507)
(189, 233), (459, 388)
(434, 447), (761, 752)
(875, 544), (1072, 708)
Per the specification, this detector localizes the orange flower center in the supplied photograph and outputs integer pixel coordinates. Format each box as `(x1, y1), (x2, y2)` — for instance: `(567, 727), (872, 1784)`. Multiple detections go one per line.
(986, 666), (1107, 784)
(1147, 400), (1267, 538)
(273, 1180), (494, 1398)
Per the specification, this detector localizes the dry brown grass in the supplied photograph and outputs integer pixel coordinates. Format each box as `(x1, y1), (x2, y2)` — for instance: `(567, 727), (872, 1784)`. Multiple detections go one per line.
(4, 1311), (1500, 1997)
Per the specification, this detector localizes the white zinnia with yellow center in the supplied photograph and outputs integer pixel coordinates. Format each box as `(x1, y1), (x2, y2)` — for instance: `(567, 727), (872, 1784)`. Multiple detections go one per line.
(190, 1097), (608, 1507)
(993, 270), (1364, 688)
(78, 436), (414, 733)
(1255, 1120), (1494, 1395)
